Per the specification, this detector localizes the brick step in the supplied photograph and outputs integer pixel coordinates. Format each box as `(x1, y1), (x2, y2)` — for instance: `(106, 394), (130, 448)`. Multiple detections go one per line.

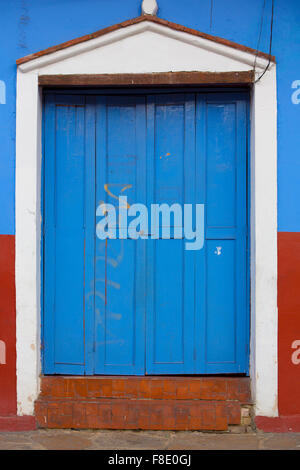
(35, 398), (243, 430)
(40, 376), (251, 402)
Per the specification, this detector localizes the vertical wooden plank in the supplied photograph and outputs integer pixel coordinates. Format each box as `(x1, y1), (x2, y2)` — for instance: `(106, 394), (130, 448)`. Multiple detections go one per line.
(43, 94), (56, 374)
(183, 94), (196, 373)
(40, 96), (45, 373)
(145, 97), (155, 374)
(195, 93), (207, 373)
(134, 97), (147, 375)
(84, 96), (96, 375)
(235, 98), (248, 373)
(94, 95), (107, 373)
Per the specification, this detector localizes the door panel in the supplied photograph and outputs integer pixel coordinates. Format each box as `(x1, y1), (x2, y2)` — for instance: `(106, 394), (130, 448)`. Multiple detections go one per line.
(94, 96), (147, 375)
(43, 94), (96, 374)
(196, 94), (248, 374)
(206, 102), (237, 228)
(153, 95), (185, 206)
(43, 91), (249, 376)
(146, 95), (196, 374)
(206, 239), (236, 364)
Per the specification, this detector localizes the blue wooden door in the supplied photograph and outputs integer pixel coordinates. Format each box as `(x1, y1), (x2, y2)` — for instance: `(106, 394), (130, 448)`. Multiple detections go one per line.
(43, 91), (249, 375)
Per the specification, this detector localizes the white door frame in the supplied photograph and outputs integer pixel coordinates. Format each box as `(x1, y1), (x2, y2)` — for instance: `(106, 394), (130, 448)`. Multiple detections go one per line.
(15, 18), (278, 417)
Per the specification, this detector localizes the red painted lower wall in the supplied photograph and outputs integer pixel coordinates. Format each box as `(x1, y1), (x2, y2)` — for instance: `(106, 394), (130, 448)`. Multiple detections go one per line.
(257, 233), (300, 432)
(255, 415), (300, 433)
(278, 232), (300, 416)
(0, 235), (17, 416)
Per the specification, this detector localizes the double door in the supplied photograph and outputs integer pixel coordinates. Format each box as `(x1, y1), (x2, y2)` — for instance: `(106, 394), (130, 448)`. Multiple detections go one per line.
(43, 91), (249, 375)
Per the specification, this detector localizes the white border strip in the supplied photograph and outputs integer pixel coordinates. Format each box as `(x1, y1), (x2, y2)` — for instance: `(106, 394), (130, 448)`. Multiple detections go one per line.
(16, 71), (42, 415)
(250, 67), (278, 416)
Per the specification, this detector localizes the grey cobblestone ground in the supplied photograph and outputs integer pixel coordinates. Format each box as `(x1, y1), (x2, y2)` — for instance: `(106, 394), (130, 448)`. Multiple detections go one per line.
(0, 430), (300, 450)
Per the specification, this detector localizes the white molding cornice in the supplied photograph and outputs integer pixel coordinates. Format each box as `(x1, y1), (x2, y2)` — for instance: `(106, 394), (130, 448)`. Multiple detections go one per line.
(18, 21), (270, 74)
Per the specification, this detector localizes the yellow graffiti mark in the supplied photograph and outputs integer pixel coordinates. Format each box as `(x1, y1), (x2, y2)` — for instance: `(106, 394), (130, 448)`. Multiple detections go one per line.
(121, 184), (132, 193)
(98, 200), (106, 215)
(160, 152), (171, 159)
(104, 183), (132, 208)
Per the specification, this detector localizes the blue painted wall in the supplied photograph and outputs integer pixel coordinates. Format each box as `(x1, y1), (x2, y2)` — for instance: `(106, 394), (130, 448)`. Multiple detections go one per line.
(0, 0), (299, 233)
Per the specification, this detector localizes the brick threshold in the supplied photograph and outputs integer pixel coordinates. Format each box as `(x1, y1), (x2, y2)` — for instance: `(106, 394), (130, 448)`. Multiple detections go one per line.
(35, 376), (251, 431)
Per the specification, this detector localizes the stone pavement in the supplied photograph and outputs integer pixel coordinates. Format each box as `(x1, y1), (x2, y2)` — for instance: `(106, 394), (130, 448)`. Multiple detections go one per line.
(0, 429), (300, 450)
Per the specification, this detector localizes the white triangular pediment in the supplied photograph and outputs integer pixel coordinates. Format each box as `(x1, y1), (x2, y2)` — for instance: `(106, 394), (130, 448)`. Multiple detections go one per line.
(19, 20), (269, 75)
